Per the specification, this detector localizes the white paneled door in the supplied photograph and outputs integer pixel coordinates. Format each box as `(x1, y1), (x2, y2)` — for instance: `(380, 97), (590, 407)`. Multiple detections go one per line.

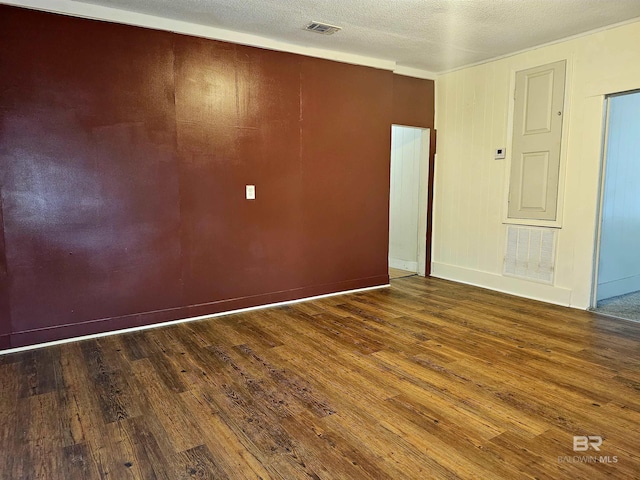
(389, 125), (430, 276)
(509, 60), (566, 221)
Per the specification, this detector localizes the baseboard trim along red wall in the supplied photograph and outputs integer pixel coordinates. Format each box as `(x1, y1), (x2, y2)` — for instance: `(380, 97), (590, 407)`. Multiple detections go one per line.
(0, 281), (390, 354)
(0, 5), (434, 352)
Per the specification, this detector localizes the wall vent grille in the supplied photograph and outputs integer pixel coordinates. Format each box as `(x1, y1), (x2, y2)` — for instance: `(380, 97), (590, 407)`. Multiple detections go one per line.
(503, 226), (556, 284)
(304, 21), (342, 35)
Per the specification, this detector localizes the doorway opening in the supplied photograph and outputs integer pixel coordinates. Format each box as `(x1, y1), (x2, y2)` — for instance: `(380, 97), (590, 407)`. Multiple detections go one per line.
(592, 90), (640, 321)
(388, 125), (431, 279)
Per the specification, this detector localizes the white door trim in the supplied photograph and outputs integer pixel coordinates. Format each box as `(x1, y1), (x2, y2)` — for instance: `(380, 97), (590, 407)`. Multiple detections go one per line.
(388, 125), (430, 277)
(590, 96), (611, 308)
(417, 128), (431, 276)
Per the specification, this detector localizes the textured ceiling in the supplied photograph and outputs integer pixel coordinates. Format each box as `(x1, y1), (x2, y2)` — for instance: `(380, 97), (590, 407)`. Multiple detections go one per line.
(72, 0), (640, 73)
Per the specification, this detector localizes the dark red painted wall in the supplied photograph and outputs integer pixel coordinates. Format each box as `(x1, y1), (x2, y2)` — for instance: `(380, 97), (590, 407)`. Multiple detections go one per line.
(391, 74), (437, 276)
(0, 200), (8, 350)
(0, 5), (434, 349)
(392, 74), (435, 129)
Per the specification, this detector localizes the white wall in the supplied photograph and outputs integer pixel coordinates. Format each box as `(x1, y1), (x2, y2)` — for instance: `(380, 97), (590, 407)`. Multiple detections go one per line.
(433, 20), (640, 308)
(597, 92), (640, 301)
(389, 126), (423, 272)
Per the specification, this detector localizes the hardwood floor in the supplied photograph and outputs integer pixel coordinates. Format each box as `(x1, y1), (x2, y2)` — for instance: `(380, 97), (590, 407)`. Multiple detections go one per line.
(389, 268), (416, 279)
(1, 276), (639, 479)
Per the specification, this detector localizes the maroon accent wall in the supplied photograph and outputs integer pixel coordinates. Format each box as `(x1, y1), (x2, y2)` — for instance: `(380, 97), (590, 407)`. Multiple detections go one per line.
(0, 5), (434, 350)
(392, 75), (435, 129)
(0, 199), (9, 350)
(392, 74), (437, 276)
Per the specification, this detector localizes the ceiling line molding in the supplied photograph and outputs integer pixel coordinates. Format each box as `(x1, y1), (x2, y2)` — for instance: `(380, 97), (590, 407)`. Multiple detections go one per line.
(393, 65), (437, 80)
(2, 0), (431, 79)
(437, 14), (640, 77)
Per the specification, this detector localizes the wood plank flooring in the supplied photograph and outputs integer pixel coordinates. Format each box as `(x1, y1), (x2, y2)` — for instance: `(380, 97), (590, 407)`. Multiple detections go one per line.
(1, 276), (639, 479)
(389, 268), (416, 279)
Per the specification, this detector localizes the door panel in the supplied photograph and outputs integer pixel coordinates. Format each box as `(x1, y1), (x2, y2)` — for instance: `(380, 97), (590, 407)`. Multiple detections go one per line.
(509, 60), (566, 221)
(519, 151), (549, 211)
(524, 70), (554, 135)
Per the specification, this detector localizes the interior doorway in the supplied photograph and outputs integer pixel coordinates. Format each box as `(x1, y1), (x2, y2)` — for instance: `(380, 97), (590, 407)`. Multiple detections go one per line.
(593, 90), (640, 321)
(388, 125), (431, 278)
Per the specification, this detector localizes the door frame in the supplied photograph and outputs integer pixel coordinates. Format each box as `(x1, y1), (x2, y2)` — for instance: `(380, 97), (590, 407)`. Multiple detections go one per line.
(590, 95), (611, 309)
(591, 89), (640, 308)
(388, 125), (436, 277)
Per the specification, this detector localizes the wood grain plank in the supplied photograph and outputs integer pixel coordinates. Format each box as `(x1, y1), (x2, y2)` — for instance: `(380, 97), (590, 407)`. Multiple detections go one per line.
(62, 442), (101, 480)
(0, 276), (638, 479)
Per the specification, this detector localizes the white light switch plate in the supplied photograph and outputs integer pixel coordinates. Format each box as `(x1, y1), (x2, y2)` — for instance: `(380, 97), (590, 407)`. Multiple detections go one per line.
(495, 148), (506, 160)
(246, 185), (256, 200)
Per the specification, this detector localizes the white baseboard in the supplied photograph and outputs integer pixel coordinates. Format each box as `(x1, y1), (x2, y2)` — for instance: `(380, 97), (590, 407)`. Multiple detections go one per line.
(431, 262), (575, 308)
(389, 258), (418, 272)
(597, 274), (640, 301)
(0, 283), (390, 356)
